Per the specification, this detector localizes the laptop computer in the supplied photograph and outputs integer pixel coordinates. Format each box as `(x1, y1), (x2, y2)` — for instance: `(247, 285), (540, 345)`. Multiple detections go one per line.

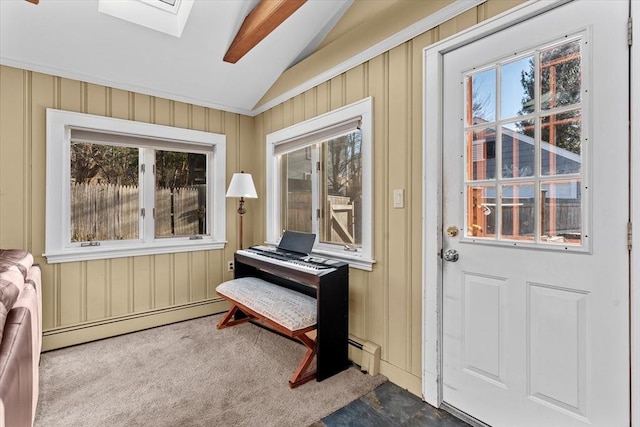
(277, 230), (316, 257)
(248, 231), (316, 260)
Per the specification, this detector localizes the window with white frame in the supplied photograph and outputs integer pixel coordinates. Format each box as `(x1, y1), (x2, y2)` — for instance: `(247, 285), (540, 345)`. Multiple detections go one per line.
(45, 109), (226, 263)
(266, 97), (374, 270)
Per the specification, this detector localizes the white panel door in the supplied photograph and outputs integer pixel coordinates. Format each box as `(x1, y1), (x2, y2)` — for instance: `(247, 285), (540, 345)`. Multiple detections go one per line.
(441, 1), (629, 426)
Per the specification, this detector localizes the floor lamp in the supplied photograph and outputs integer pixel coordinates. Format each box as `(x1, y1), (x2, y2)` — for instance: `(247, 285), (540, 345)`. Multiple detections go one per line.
(226, 171), (258, 249)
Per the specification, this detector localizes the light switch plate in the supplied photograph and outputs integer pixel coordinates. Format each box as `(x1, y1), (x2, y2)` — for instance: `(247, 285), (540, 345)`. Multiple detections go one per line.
(393, 189), (404, 208)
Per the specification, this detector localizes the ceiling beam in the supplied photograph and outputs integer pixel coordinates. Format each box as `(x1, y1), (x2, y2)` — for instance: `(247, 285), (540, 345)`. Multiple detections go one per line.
(223, 0), (307, 64)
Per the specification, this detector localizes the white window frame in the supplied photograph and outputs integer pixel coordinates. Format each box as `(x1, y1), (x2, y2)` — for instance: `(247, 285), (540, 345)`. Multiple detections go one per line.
(266, 97), (374, 271)
(98, 0), (194, 38)
(45, 108), (226, 263)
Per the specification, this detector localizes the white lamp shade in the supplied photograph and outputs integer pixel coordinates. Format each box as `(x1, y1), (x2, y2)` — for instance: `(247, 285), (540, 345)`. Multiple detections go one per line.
(226, 172), (258, 198)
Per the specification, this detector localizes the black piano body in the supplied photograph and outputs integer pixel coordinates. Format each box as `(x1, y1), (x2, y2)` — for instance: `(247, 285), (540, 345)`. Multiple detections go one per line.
(233, 248), (350, 382)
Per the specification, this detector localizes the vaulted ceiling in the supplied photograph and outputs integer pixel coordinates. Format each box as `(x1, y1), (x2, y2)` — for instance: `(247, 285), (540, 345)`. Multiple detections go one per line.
(1, 0), (468, 116)
(0, 0), (352, 115)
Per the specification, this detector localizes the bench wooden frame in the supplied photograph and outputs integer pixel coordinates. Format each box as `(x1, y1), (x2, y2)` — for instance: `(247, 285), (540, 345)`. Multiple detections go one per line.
(216, 296), (318, 388)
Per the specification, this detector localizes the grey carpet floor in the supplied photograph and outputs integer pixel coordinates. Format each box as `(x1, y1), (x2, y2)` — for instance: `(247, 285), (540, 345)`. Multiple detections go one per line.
(35, 315), (387, 427)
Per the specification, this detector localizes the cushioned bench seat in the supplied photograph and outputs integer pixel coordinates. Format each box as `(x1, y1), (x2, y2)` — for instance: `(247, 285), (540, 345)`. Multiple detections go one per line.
(216, 277), (318, 388)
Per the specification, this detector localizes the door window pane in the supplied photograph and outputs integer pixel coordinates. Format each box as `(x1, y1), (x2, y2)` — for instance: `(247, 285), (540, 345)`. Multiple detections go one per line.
(461, 36), (585, 247)
(541, 109), (582, 176)
(501, 183), (535, 240)
(70, 142), (139, 242)
(540, 180), (582, 245)
(501, 56), (535, 118)
(155, 151), (207, 238)
(501, 121), (535, 178)
(467, 185), (496, 238)
(281, 147), (313, 233)
(321, 131), (362, 247)
(466, 68), (496, 125)
(541, 40), (581, 110)
(467, 127), (496, 180)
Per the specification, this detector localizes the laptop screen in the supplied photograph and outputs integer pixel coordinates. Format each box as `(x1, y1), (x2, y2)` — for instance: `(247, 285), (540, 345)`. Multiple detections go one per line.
(277, 231), (316, 255)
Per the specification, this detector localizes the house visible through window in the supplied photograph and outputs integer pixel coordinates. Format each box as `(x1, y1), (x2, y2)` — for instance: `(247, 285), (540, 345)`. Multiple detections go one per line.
(464, 37), (584, 247)
(266, 98), (374, 270)
(46, 109), (227, 263)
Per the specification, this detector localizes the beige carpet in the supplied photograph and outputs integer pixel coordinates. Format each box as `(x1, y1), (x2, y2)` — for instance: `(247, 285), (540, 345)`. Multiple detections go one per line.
(35, 315), (386, 427)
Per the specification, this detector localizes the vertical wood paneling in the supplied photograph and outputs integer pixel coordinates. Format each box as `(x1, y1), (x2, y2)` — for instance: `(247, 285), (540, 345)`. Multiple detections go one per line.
(86, 83), (107, 116)
(225, 112), (239, 258)
(173, 101), (189, 129)
(154, 254), (172, 307)
(344, 65), (368, 340)
(110, 258), (131, 316)
(174, 252), (190, 305)
(86, 260), (107, 321)
(366, 53), (388, 355)
(133, 93), (152, 123)
(0, 65), (239, 340)
(348, 268), (366, 338)
(133, 255), (153, 311)
(304, 88), (316, 120)
(191, 251), (206, 301)
(60, 262), (83, 325)
(59, 78), (82, 112)
(30, 71), (55, 330)
(192, 105), (206, 132)
(387, 43), (410, 370)
(108, 88), (130, 120)
(292, 94), (305, 125)
(345, 64), (366, 104)
(329, 75), (344, 110)
(208, 249), (225, 298)
(316, 82), (330, 116)
(0, 66), (25, 248)
(239, 113), (260, 247)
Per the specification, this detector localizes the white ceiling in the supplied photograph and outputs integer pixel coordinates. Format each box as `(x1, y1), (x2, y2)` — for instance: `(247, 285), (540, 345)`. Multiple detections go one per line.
(0, 0), (352, 116)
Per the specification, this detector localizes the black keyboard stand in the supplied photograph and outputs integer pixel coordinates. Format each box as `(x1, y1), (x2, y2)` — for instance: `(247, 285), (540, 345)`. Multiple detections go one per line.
(233, 251), (350, 382)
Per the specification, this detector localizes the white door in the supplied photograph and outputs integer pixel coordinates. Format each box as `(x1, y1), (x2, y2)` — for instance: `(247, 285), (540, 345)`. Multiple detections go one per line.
(441, 1), (629, 426)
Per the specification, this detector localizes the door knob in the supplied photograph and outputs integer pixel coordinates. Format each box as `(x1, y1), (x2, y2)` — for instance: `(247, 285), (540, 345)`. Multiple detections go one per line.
(443, 249), (459, 262)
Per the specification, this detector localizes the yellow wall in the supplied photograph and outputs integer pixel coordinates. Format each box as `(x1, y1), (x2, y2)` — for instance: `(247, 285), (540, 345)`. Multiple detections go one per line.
(0, 65), (258, 349)
(0, 0), (523, 396)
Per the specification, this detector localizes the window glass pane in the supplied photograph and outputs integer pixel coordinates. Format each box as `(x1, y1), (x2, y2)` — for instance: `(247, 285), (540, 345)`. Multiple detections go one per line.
(155, 151), (207, 238)
(540, 180), (582, 245)
(466, 68), (496, 125)
(541, 40), (581, 110)
(501, 56), (535, 119)
(70, 142), (139, 242)
(281, 147), (313, 233)
(467, 127), (496, 180)
(466, 185), (496, 238)
(541, 109), (582, 176)
(501, 121), (535, 178)
(501, 183), (535, 240)
(321, 130), (362, 247)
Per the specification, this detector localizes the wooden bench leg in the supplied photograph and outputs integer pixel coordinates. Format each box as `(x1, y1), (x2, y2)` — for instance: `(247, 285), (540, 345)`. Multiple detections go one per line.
(289, 333), (317, 388)
(216, 305), (253, 330)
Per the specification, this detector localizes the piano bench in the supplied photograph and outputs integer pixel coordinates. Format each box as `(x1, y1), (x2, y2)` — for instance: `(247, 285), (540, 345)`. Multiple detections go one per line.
(215, 277), (318, 388)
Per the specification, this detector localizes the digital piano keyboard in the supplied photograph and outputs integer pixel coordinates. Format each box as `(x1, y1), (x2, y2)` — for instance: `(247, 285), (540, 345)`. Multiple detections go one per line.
(236, 246), (340, 276)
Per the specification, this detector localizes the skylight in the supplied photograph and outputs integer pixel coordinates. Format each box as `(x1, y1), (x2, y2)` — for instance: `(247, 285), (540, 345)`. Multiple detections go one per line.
(98, 0), (194, 37)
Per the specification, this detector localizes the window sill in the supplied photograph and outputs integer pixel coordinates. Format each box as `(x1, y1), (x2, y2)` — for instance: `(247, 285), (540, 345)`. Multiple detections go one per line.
(44, 239), (226, 263)
(311, 248), (375, 271)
